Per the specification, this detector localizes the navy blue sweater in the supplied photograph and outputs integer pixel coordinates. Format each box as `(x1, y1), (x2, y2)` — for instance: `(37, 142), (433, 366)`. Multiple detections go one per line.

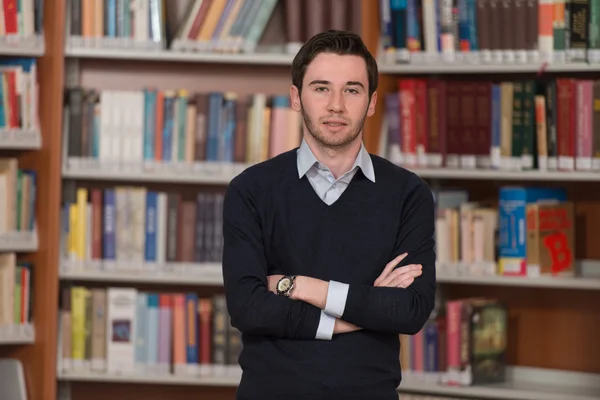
(222, 149), (436, 400)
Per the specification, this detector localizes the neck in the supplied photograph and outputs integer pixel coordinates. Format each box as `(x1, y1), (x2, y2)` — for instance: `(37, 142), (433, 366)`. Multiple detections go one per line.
(303, 134), (362, 179)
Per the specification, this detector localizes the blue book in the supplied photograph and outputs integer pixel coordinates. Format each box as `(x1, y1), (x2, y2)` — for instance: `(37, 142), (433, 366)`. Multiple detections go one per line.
(146, 293), (159, 369)
(135, 293), (148, 370)
(162, 94), (175, 162)
(144, 192), (157, 262)
(143, 89), (156, 161)
(207, 92), (224, 161)
(498, 186), (567, 275)
(103, 189), (116, 260)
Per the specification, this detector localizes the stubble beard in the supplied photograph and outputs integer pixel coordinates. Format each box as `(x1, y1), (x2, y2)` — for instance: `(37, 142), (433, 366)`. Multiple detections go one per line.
(300, 99), (368, 151)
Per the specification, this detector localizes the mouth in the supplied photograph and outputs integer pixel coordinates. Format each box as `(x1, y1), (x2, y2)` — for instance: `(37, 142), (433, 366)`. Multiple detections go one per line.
(322, 120), (348, 127)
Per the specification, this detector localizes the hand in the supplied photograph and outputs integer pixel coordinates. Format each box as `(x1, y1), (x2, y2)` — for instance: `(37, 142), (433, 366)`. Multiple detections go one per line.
(267, 274), (284, 294)
(334, 318), (362, 334)
(374, 253), (422, 288)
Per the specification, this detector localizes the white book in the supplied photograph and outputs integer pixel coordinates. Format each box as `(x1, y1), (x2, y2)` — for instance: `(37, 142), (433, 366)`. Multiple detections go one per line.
(134, 0), (150, 42)
(99, 91), (115, 168)
(130, 187), (147, 263)
(132, 91), (145, 168)
(106, 287), (137, 374)
(22, 0), (34, 37)
(155, 192), (167, 265)
(120, 92), (135, 169)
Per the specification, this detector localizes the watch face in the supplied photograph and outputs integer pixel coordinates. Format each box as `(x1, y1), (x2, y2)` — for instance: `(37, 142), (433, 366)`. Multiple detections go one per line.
(278, 278), (291, 292)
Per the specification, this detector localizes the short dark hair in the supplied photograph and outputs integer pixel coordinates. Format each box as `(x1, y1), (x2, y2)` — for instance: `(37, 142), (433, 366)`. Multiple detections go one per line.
(291, 30), (379, 98)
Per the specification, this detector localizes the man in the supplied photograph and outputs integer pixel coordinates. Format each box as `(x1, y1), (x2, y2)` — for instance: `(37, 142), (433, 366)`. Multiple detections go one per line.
(222, 30), (436, 400)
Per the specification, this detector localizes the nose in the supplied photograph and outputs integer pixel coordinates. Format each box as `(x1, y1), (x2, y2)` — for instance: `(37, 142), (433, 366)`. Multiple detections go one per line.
(327, 91), (344, 113)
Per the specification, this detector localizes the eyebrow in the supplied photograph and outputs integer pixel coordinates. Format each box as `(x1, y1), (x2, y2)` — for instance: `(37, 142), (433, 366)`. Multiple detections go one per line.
(308, 80), (365, 89)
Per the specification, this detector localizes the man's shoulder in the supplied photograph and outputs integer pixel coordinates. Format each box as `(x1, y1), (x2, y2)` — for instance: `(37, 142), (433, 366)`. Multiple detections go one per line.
(230, 148), (298, 193)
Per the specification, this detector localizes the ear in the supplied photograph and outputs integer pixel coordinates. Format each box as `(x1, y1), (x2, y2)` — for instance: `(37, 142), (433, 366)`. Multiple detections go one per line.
(290, 85), (302, 112)
(366, 91), (377, 117)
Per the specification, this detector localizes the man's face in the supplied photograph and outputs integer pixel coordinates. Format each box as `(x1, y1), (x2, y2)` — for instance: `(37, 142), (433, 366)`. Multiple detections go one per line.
(290, 52), (377, 149)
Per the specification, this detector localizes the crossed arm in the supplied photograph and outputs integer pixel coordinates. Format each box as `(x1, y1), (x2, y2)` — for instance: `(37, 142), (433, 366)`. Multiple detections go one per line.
(266, 253), (424, 335)
(222, 176), (436, 340)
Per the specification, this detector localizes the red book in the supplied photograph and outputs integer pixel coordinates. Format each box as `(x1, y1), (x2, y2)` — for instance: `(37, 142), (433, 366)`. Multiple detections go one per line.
(3, 0), (17, 35)
(556, 78), (576, 171)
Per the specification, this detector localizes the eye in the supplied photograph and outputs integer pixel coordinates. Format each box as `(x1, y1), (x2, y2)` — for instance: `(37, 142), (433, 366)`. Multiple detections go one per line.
(315, 86), (328, 92)
(346, 88), (359, 94)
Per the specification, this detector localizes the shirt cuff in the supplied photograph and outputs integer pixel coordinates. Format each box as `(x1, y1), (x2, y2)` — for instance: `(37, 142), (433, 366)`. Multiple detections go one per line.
(315, 310), (335, 340)
(324, 280), (349, 318)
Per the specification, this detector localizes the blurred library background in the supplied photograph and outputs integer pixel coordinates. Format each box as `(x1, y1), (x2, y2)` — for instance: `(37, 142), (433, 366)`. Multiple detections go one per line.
(0, 0), (599, 399)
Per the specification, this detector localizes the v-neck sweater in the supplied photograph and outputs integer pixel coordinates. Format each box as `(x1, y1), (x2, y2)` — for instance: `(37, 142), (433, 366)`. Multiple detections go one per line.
(222, 148), (437, 400)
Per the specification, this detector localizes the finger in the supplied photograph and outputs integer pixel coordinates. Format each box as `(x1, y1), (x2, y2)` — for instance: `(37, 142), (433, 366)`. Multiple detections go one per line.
(378, 264), (422, 287)
(396, 277), (414, 288)
(393, 269), (422, 287)
(376, 264), (415, 287)
(382, 270), (421, 288)
(374, 253), (408, 285)
(385, 270), (421, 288)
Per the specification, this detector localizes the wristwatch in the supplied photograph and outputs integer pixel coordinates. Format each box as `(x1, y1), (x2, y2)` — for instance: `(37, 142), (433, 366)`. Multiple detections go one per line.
(276, 275), (296, 297)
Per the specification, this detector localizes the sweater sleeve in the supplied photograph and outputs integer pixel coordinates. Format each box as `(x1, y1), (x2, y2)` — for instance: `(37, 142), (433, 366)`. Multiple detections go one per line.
(340, 176), (437, 335)
(222, 178), (323, 339)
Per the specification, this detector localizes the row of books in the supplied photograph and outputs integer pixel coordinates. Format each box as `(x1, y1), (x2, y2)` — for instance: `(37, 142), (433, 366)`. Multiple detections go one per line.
(61, 187), (224, 265)
(66, 0), (362, 54)
(59, 286), (241, 376)
(402, 297), (508, 387)
(64, 87), (301, 168)
(382, 77), (600, 172)
(0, 0), (43, 38)
(434, 186), (575, 278)
(379, 0), (596, 65)
(0, 58), (39, 131)
(172, 0), (278, 54)
(0, 157), (37, 233)
(66, 0), (166, 48)
(0, 253), (33, 328)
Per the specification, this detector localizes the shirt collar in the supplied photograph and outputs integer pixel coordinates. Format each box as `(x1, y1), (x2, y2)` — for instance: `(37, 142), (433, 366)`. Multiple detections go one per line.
(296, 139), (376, 183)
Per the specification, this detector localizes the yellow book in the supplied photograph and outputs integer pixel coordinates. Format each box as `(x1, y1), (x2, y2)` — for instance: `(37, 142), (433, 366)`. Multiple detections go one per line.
(69, 204), (78, 260)
(76, 189), (88, 261)
(71, 287), (87, 369)
(197, 0), (227, 43)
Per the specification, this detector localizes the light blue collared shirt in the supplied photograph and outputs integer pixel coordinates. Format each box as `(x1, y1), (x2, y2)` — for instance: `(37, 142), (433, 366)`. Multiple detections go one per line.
(296, 139), (375, 340)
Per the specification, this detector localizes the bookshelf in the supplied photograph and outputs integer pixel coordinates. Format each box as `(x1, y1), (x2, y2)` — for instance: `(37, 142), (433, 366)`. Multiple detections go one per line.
(3, 0), (597, 400)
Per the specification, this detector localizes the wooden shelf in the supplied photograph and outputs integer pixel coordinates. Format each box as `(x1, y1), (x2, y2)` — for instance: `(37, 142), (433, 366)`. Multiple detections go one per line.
(0, 323), (35, 345)
(0, 129), (42, 149)
(0, 231), (39, 252)
(411, 167), (600, 181)
(0, 35), (44, 56)
(61, 160), (247, 184)
(378, 61), (600, 74)
(57, 369), (241, 387)
(65, 40), (294, 66)
(60, 261), (223, 286)
(56, 366), (600, 400)
(436, 273), (600, 290)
